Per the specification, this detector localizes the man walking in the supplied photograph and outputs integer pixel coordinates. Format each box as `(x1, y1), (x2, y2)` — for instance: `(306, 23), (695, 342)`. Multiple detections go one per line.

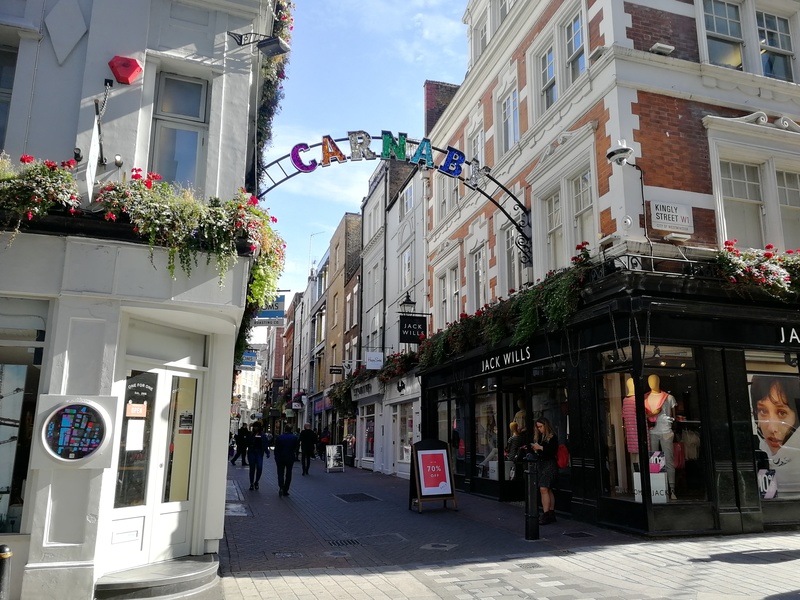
(274, 425), (299, 497)
(230, 423), (250, 466)
(298, 423), (318, 475)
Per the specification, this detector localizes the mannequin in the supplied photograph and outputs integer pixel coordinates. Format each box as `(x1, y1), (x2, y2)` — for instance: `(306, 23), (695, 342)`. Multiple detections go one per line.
(513, 399), (527, 437)
(622, 377), (639, 461)
(645, 374), (677, 500)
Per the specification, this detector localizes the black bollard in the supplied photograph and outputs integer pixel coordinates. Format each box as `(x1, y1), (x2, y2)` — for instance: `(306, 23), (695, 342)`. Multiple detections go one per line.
(0, 544), (11, 600)
(524, 452), (539, 540)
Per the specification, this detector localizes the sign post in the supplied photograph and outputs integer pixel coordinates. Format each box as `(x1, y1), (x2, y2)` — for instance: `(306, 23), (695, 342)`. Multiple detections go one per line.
(409, 439), (457, 513)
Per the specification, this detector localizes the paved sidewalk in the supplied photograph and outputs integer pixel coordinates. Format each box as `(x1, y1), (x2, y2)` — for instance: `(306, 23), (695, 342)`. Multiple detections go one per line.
(219, 458), (800, 599)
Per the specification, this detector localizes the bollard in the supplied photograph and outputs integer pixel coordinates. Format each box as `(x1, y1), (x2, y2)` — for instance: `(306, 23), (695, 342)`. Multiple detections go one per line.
(524, 452), (539, 540)
(0, 544), (11, 600)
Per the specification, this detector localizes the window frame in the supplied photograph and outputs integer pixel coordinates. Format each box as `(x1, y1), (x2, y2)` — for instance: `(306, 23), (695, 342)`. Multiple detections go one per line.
(151, 72), (209, 194)
(499, 88), (520, 155)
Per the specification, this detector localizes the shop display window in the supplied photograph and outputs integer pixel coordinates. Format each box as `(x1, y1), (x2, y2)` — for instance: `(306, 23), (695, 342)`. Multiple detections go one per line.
(745, 351), (800, 501)
(473, 383), (498, 479)
(396, 402), (412, 464)
(115, 371), (157, 508)
(359, 404), (375, 459)
(600, 346), (707, 503)
(527, 380), (570, 490)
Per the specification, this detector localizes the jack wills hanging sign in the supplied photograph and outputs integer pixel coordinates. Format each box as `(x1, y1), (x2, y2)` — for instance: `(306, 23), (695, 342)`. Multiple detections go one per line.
(399, 315), (427, 344)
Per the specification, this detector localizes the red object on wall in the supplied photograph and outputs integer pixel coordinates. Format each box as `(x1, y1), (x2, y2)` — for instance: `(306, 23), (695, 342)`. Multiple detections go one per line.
(108, 56), (143, 85)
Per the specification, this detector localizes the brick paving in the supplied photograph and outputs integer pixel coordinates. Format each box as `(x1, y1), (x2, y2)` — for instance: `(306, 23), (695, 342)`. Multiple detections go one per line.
(219, 458), (800, 599)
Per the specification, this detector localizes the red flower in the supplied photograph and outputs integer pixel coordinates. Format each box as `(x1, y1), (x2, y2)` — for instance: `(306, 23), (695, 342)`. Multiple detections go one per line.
(26, 211), (33, 220)
(44, 160), (57, 171)
(765, 243), (775, 250)
(20, 155), (34, 164)
(147, 172), (162, 181)
(144, 179), (153, 189)
(105, 211), (117, 222)
(271, 216), (278, 223)
(61, 159), (77, 170)
(248, 195), (259, 206)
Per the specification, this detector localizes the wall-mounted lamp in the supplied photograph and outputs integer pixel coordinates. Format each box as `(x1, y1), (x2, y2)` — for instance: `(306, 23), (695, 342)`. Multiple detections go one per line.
(113, 154), (123, 168)
(397, 380), (406, 393)
(73, 147), (83, 163)
(653, 346), (661, 359)
(649, 42), (675, 56)
(227, 31), (290, 58)
(400, 291), (416, 314)
(664, 232), (691, 243)
(785, 353), (798, 368)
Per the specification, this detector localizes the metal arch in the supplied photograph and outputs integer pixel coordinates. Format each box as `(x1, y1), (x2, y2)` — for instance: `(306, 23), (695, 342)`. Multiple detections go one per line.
(257, 134), (532, 265)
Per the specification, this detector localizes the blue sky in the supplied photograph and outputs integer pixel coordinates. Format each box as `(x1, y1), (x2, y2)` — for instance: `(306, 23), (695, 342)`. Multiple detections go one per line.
(263, 0), (468, 297)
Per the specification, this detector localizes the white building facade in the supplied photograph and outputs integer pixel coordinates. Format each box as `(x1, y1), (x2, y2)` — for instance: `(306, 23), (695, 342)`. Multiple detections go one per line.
(0, 0), (278, 596)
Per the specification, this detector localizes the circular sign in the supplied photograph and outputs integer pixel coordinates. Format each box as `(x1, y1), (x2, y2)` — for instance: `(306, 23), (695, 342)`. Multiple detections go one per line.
(43, 403), (107, 460)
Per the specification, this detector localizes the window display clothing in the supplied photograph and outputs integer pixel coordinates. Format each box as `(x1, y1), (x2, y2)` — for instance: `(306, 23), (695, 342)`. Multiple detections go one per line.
(622, 394), (638, 454)
(646, 388), (677, 496)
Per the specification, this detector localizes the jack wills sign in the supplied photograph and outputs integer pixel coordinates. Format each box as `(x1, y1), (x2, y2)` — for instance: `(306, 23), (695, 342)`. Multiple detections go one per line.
(399, 315), (427, 344)
(779, 326), (800, 346)
(481, 346), (533, 374)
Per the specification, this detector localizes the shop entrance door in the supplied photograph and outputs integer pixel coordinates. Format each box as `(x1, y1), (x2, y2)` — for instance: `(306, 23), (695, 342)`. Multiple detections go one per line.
(106, 364), (201, 569)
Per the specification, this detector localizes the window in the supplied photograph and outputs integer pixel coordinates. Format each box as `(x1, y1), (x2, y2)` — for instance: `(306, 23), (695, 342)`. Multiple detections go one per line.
(720, 160), (764, 249)
(757, 11), (793, 82)
(152, 74), (208, 192)
(400, 246), (412, 290)
(352, 284), (359, 326)
(436, 265), (461, 328)
(470, 127), (484, 167)
(540, 47), (557, 110)
(704, 0), (744, 70)
(345, 294), (351, 331)
(400, 182), (413, 220)
(572, 168), (594, 246)
(702, 1), (796, 81)
(471, 246), (488, 310)
(503, 226), (525, 293)
(532, 10), (586, 117)
(546, 192), (564, 270)
(333, 294), (339, 326)
(500, 89), (519, 154)
(0, 50), (16, 150)
(499, 0), (510, 24)
(566, 13), (585, 84)
(437, 175), (448, 221)
(473, 12), (488, 63)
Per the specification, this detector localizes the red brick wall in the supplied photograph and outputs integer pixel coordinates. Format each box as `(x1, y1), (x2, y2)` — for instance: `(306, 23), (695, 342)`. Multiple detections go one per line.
(626, 4), (700, 62)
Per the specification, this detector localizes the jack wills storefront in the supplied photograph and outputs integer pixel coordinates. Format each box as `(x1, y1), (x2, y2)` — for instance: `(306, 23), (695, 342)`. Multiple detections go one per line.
(420, 263), (800, 536)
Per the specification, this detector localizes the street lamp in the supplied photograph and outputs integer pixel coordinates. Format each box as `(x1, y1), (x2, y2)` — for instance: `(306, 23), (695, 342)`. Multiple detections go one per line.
(400, 291), (416, 314)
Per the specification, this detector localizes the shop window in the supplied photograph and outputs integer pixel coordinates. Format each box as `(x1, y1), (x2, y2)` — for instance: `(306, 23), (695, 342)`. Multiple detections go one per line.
(162, 376), (197, 502)
(360, 404), (375, 459)
(396, 402), (413, 464)
(600, 346), (707, 503)
(745, 351), (800, 500)
(435, 388), (467, 477)
(474, 380), (499, 480)
(528, 381), (570, 487)
(0, 323), (44, 532)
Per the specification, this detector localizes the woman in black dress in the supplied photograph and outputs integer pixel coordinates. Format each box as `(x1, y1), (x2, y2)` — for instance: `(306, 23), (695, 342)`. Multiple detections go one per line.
(532, 416), (558, 524)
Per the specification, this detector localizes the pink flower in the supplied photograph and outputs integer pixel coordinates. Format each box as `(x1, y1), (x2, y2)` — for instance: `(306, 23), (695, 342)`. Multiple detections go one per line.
(105, 211), (117, 222)
(248, 195), (258, 206)
(147, 172), (162, 181)
(20, 155), (34, 164)
(271, 216), (278, 223)
(26, 211), (33, 220)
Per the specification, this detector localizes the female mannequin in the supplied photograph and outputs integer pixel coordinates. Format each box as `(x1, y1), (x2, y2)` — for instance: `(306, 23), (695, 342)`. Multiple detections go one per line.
(622, 377), (639, 461)
(645, 374), (677, 500)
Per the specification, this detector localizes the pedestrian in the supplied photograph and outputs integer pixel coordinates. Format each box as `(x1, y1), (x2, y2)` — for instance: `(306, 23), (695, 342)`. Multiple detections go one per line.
(230, 422), (250, 466)
(318, 426), (330, 460)
(247, 422), (270, 490)
(298, 423), (318, 475)
(531, 416), (559, 524)
(274, 424), (299, 497)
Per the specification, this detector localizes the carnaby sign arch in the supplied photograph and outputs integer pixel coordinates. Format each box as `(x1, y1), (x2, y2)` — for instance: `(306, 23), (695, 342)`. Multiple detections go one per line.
(259, 130), (532, 265)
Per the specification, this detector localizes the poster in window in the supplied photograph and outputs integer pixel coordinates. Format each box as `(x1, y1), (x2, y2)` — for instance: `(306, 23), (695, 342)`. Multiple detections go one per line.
(417, 449), (452, 496)
(749, 373), (800, 499)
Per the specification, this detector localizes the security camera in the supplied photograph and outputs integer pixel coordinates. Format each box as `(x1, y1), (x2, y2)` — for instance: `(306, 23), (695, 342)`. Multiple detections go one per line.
(606, 140), (634, 166)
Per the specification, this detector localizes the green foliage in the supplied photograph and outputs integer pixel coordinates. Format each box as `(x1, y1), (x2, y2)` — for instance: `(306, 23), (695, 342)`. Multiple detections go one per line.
(0, 153), (80, 231)
(418, 242), (593, 370)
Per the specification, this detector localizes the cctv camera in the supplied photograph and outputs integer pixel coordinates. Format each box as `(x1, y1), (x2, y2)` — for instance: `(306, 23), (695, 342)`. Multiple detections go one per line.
(606, 140), (633, 166)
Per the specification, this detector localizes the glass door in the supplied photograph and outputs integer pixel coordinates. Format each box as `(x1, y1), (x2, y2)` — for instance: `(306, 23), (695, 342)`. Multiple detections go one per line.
(107, 364), (200, 567)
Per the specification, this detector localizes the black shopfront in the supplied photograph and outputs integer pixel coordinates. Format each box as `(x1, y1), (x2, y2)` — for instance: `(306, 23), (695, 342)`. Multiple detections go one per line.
(420, 271), (800, 536)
